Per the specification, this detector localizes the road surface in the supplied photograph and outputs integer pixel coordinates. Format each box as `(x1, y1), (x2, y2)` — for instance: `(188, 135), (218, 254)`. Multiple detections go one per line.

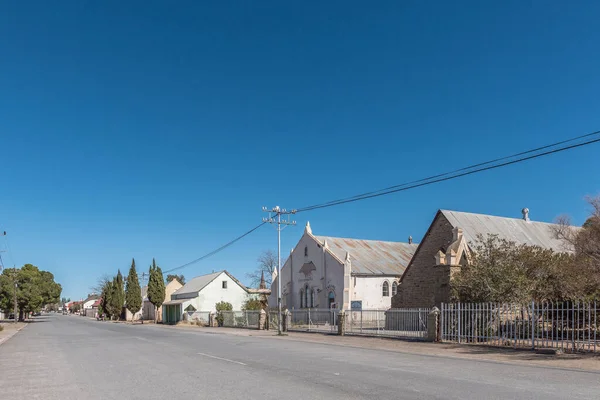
(1, 314), (599, 399)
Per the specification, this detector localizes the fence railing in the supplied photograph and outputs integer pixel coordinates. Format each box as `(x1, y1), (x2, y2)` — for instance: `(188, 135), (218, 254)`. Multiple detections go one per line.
(346, 308), (430, 339)
(288, 309), (339, 333)
(185, 311), (211, 326)
(220, 310), (261, 329)
(441, 301), (599, 352)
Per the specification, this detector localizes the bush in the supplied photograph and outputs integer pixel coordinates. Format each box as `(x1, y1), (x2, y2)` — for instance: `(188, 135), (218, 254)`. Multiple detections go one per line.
(242, 298), (263, 311)
(215, 301), (232, 327)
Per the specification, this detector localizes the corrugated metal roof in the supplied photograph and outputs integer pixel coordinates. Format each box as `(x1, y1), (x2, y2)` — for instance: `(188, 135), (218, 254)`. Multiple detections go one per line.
(440, 210), (570, 252)
(314, 235), (418, 275)
(172, 271), (222, 296)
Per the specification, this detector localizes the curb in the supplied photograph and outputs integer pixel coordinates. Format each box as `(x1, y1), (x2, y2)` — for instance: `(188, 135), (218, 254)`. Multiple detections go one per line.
(0, 324), (27, 347)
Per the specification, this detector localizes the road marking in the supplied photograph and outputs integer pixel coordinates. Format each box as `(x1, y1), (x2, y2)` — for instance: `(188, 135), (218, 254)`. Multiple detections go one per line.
(197, 352), (247, 366)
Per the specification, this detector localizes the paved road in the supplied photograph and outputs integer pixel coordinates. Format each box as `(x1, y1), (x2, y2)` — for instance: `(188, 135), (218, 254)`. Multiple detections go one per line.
(1, 315), (599, 399)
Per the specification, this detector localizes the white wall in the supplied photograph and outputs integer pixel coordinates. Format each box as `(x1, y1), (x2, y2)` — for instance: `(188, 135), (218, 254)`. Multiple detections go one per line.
(192, 272), (249, 312)
(352, 276), (400, 309)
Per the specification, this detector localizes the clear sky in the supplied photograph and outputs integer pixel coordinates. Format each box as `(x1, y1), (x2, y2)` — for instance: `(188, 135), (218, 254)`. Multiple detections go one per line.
(1, 1), (599, 300)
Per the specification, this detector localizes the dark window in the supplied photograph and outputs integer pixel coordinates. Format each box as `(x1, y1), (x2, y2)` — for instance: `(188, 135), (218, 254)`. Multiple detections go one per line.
(382, 281), (389, 297)
(392, 282), (398, 296)
(304, 246), (308, 257)
(222, 281), (227, 289)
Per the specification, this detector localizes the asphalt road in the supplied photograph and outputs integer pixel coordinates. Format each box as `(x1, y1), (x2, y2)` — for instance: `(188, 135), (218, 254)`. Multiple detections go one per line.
(1, 315), (599, 400)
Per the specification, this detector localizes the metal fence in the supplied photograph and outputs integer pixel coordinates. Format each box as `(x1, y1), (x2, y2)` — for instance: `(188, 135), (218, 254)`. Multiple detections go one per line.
(346, 308), (430, 339)
(288, 309), (339, 333)
(220, 310), (261, 329)
(441, 302), (599, 352)
(186, 311), (211, 326)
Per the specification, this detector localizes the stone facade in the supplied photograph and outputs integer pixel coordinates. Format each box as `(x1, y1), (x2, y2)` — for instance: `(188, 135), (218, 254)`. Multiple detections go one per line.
(392, 212), (456, 308)
(392, 208), (566, 308)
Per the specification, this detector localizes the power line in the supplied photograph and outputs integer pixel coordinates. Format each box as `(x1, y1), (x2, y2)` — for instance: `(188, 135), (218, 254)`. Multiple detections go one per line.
(296, 132), (600, 212)
(163, 222), (267, 274)
(163, 129), (600, 273)
(296, 130), (600, 211)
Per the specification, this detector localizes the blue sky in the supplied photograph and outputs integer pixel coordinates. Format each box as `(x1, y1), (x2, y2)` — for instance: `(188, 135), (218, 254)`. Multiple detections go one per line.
(1, 1), (599, 300)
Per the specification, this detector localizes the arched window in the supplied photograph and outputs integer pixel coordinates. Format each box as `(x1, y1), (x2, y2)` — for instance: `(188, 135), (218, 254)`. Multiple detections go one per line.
(392, 281), (398, 296)
(300, 289), (304, 308)
(328, 291), (335, 308)
(304, 246), (308, 257)
(304, 285), (310, 308)
(310, 288), (315, 308)
(382, 281), (389, 297)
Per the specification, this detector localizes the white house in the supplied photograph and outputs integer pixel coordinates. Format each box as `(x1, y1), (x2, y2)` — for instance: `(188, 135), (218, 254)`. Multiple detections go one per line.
(162, 271), (253, 324)
(269, 222), (418, 311)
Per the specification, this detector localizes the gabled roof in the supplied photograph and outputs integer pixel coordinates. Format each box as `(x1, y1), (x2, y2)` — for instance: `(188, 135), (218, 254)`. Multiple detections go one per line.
(314, 235), (418, 275)
(440, 210), (569, 252)
(172, 270), (248, 297)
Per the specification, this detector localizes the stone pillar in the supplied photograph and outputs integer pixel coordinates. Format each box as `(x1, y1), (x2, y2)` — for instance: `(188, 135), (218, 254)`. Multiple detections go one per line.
(283, 310), (290, 332)
(337, 311), (346, 336)
(258, 309), (266, 330)
(209, 312), (218, 327)
(427, 307), (440, 342)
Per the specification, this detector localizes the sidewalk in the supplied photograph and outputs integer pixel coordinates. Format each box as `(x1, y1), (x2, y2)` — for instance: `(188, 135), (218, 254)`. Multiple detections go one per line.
(147, 323), (600, 372)
(0, 322), (27, 346)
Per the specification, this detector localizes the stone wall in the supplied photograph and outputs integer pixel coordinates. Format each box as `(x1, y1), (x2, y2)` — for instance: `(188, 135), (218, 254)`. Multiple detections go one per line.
(392, 213), (455, 308)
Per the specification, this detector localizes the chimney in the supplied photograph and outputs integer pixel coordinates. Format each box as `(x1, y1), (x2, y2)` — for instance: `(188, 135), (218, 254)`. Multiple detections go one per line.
(408, 236), (413, 244)
(452, 227), (463, 241)
(522, 208), (530, 222)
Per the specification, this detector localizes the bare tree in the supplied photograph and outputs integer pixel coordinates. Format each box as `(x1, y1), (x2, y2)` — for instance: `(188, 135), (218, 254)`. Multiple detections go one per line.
(246, 250), (278, 288)
(553, 195), (600, 264)
(90, 274), (112, 295)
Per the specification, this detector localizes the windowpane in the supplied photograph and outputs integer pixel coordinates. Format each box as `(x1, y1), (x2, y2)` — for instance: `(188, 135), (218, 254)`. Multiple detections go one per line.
(392, 282), (398, 296)
(382, 281), (389, 297)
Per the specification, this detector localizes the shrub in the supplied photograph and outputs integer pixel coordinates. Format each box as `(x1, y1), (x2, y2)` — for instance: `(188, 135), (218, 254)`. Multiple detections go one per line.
(215, 301), (232, 327)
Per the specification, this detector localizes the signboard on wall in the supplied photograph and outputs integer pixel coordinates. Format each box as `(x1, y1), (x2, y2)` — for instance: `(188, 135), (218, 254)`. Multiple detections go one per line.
(351, 301), (362, 310)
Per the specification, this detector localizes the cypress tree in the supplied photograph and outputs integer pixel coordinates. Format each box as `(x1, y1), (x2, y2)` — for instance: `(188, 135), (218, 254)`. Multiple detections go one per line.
(125, 258), (142, 322)
(147, 259), (166, 323)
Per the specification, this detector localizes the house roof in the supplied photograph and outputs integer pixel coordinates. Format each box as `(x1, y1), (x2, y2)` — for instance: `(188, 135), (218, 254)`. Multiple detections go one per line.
(172, 270), (248, 297)
(440, 210), (569, 252)
(314, 235), (418, 275)
(163, 299), (187, 305)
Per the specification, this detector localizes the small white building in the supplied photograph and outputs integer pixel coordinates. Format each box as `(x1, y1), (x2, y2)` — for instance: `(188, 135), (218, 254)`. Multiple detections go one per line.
(269, 222), (418, 311)
(162, 271), (253, 324)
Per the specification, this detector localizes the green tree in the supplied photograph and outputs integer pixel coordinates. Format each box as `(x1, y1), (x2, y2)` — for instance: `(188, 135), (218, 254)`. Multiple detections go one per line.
(0, 265), (62, 320)
(452, 234), (577, 303)
(71, 302), (81, 314)
(99, 280), (113, 319)
(147, 259), (166, 323)
(108, 271), (125, 320)
(242, 298), (263, 311)
(125, 259), (142, 322)
(166, 274), (185, 285)
(215, 301), (233, 326)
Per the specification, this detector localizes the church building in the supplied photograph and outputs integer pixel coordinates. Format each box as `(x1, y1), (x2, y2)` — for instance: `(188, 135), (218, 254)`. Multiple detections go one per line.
(269, 222), (418, 310)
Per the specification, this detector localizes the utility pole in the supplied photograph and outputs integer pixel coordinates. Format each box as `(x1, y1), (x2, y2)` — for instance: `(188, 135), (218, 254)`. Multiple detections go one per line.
(13, 267), (18, 324)
(262, 206), (296, 335)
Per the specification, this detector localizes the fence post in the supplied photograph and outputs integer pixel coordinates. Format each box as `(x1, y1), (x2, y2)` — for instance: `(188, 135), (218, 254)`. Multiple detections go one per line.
(337, 311), (346, 336)
(427, 307), (440, 342)
(283, 309), (290, 332)
(458, 303), (461, 343)
(258, 309), (266, 330)
(531, 300), (535, 351)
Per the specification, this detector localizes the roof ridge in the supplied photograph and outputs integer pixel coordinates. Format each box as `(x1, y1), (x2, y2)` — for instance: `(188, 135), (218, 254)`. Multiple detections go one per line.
(314, 234), (415, 245)
(440, 209), (560, 226)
